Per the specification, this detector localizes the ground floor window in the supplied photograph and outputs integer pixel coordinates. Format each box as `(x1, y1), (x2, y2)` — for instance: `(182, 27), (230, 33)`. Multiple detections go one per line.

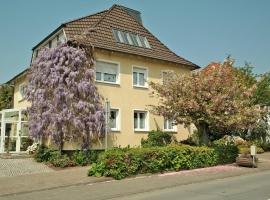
(134, 110), (148, 131)
(164, 118), (177, 132)
(110, 109), (120, 131)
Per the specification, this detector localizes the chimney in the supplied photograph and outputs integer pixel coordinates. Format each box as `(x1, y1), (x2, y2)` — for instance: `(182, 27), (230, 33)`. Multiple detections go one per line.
(119, 5), (143, 25)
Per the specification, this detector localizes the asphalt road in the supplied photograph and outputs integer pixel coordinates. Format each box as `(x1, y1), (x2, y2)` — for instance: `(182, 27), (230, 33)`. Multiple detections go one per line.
(1, 169), (270, 200)
(117, 170), (270, 200)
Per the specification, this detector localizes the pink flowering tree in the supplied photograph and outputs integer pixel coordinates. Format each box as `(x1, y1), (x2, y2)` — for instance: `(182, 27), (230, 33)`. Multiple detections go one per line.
(150, 59), (264, 145)
(26, 41), (105, 151)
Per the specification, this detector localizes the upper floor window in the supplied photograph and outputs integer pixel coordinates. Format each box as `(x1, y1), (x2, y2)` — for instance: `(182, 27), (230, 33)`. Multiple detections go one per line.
(133, 66), (148, 88)
(95, 60), (120, 84)
(19, 83), (27, 101)
(112, 29), (151, 49)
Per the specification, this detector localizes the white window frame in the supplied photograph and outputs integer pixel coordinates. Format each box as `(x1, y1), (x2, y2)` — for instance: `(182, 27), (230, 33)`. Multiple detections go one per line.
(18, 83), (27, 101)
(133, 110), (149, 132)
(95, 59), (120, 85)
(110, 108), (121, 132)
(132, 65), (148, 88)
(126, 33), (133, 45)
(136, 35), (143, 47)
(143, 37), (151, 48)
(117, 31), (124, 43)
(163, 118), (177, 132)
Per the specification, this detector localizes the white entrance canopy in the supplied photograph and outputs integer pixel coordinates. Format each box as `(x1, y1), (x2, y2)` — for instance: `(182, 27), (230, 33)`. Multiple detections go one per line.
(0, 108), (31, 153)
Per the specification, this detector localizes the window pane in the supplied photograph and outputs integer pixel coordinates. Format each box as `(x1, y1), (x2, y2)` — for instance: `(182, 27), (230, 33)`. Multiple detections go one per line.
(121, 32), (129, 44)
(110, 111), (116, 129)
(130, 34), (139, 46)
(19, 84), (27, 99)
(126, 33), (133, 45)
(134, 112), (138, 129)
(164, 119), (173, 130)
(139, 113), (145, 129)
(133, 72), (137, 85)
(104, 73), (116, 82)
(21, 123), (29, 136)
(143, 37), (151, 48)
(139, 73), (145, 86)
(117, 31), (124, 43)
(136, 35), (143, 47)
(96, 72), (102, 80)
(139, 36), (146, 48)
(112, 29), (121, 42)
(164, 119), (167, 130)
(168, 120), (173, 130)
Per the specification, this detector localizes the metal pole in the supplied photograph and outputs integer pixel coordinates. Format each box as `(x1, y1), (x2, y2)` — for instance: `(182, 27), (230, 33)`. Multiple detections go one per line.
(105, 98), (110, 151)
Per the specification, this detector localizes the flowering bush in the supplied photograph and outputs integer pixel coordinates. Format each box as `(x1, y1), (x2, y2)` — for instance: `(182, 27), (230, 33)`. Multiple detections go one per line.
(26, 43), (105, 150)
(26, 142), (39, 154)
(222, 135), (247, 146)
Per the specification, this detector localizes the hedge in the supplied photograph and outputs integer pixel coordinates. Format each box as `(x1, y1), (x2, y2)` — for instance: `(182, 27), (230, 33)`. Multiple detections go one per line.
(34, 145), (103, 168)
(212, 139), (239, 164)
(88, 143), (238, 180)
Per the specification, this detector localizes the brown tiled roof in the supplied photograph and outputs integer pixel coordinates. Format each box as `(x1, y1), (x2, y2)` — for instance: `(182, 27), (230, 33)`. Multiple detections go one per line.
(63, 5), (199, 69)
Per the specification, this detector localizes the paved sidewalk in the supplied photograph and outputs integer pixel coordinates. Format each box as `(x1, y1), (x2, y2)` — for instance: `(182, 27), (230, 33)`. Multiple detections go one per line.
(0, 165), (111, 196)
(0, 158), (53, 177)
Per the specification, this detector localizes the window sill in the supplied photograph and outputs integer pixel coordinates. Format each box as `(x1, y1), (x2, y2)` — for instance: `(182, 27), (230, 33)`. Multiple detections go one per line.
(111, 129), (121, 132)
(133, 85), (148, 89)
(96, 81), (120, 86)
(134, 129), (149, 133)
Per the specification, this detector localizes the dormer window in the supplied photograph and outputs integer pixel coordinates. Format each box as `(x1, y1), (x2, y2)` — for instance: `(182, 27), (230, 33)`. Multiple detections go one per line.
(112, 29), (151, 49)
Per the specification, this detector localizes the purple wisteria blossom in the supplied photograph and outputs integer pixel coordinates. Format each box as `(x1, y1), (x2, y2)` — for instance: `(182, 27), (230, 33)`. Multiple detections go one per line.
(26, 43), (105, 150)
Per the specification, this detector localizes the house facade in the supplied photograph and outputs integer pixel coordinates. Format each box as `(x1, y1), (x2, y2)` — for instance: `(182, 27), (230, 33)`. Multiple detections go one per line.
(0, 5), (198, 152)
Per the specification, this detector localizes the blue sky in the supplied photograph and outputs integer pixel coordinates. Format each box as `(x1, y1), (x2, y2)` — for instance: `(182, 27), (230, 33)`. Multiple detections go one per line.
(0, 0), (269, 84)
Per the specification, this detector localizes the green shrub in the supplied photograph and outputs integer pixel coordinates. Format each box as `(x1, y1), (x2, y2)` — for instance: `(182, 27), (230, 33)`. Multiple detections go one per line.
(34, 145), (56, 162)
(88, 145), (219, 180)
(87, 150), (104, 163)
(141, 130), (175, 148)
(34, 145), (74, 168)
(48, 151), (75, 168)
(213, 138), (239, 164)
(71, 150), (103, 166)
(72, 151), (89, 166)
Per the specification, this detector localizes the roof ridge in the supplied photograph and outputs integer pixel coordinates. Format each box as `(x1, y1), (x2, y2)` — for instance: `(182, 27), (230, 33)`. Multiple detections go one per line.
(63, 10), (108, 25)
(92, 4), (117, 28)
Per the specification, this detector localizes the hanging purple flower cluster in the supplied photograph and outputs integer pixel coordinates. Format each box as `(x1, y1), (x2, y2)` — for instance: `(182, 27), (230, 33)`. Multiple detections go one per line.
(26, 43), (105, 150)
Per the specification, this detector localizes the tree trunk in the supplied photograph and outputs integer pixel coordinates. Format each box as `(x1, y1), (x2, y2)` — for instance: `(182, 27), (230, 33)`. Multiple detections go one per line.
(59, 132), (64, 153)
(196, 122), (210, 146)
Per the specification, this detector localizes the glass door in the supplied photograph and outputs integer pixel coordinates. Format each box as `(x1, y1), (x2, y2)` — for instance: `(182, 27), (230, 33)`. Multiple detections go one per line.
(20, 122), (33, 151)
(4, 122), (18, 152)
